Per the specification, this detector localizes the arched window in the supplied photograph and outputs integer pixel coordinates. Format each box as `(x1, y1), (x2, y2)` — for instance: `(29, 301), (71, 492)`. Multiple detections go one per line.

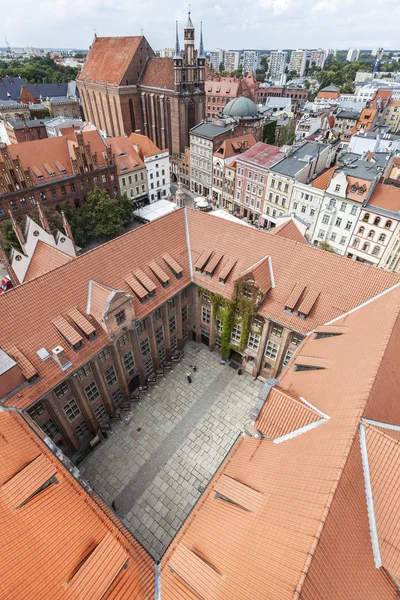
(385, 220), (392, 230)
(357, 226), (365, 235)
(372, 246), (380, 256)
(379, 233), (386, 243)
(362, 242), (370, 252)
(373, 216), (381, 226)
(362, 212), (370, 222)
(352, 238), (360, 248)
(64, 109), (68, 117)
(367, 229), (375, 239)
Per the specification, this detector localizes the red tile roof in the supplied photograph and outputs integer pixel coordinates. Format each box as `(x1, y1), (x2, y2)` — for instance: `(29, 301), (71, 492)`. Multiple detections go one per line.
(139, 58), (175, 91)
(312, 165), (336, 190)
(236, 142), (283, 169)
(108, 136), (145, 176)
(78, 36), (145, 85)
(367, 183), (400, 213)
(24, 241), (72, 282)
(0, 410), (154, 598)
(270, 218), (308, 244)
(214, 133), (257, 160)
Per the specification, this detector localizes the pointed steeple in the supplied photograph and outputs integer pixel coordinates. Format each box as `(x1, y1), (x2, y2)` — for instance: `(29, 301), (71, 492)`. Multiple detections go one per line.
(174, 21), (181, 58)
(199, 21), (204, 57)
(186, 11), (194, 29)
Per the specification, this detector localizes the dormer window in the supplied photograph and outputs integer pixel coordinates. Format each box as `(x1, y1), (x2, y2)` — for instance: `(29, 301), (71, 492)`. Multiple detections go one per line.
(115, 310), (126, 325)
(298, 311), (306, 319)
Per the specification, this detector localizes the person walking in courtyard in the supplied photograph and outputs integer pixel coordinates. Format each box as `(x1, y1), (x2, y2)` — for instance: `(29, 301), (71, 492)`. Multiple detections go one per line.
(187, 372), (192, 383)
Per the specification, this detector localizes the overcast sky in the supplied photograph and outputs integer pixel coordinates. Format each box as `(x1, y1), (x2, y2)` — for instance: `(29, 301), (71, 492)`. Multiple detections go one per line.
(2, 0), (399, 51)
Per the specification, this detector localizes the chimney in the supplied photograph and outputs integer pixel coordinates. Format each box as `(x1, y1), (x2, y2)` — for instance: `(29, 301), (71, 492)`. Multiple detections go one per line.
(8, 210), (26, 250)
(133, 142), (140, 155)
(61, 211), (77, 254)
(52, 346), (70, 369)
(37, 200), (51, 234)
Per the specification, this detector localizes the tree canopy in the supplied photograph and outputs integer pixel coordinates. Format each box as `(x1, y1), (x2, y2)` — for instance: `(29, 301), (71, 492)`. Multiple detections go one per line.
(0, 55), (79, 83)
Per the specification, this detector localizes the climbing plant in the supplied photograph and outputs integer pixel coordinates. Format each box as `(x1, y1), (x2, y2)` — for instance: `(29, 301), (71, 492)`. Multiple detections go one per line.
(197, 280), (258, 358)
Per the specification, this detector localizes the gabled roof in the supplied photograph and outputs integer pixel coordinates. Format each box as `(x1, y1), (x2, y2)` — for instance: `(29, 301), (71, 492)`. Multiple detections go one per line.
(139, 58), (175, 91)
(24, 241), (72, 283)
(269, 218), (308, 244)
(78, 36), (146, 85)
(312, 165), (336, 190)
(0, 410), (154, 599)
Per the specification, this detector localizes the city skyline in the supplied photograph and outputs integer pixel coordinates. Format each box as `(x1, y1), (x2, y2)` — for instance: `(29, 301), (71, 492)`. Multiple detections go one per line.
(1, 0), (399, 52)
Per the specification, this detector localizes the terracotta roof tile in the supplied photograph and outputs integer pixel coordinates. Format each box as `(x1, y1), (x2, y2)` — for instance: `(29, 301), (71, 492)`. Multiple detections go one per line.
(24, 241), (72, 282)
(255, 387), (323, 438)
(270, 218), (308, 244)
(0, 410), (154, 599)
(139, 58), (175, 90)
(312, 165), (336, 190)
(367, 183), (400, 213)
(52, 315), (83, 346)
(6, 345), (38, 380)
(78, 36), (145, 85)
(67, 308), (96, 337)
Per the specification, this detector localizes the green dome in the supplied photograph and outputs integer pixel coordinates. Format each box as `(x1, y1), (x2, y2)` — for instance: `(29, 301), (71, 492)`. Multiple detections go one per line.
(223, 96), (259, 118)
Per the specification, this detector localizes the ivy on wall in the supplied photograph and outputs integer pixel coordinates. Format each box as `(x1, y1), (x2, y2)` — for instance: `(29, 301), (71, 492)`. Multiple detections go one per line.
(198, 281), (259, 359)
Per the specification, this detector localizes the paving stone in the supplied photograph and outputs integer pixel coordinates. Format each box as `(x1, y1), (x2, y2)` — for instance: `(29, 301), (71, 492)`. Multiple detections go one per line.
(79, 342), (262, 561)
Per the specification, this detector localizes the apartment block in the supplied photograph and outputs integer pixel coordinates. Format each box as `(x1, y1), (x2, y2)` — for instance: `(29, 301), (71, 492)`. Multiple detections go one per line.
(289, 50), (307, 76)
(268, 51), (287, 80)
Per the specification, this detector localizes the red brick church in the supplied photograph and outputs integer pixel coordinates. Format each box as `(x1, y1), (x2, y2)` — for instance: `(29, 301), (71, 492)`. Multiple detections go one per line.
(77, 14), (206, 158)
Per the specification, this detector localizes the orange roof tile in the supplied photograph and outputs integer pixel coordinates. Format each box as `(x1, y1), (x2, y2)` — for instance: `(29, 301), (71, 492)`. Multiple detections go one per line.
(6, 345), (38, 380)
(214, 474), (263, 513)
(52, 315), (83, 346)
(108, 136), (145, 176)
(78, 36), (146, 85)
(0, 410), (154, 599)
(67, 308), (96, 337)
(214, 133), (257, 160)
(139, 58), (175, 90)
(128, 133), (162, 159)
(255, 386), (323, 438)
(312, 165), (336, 190)
(24, 241), (72, 282)
(133, 268), (157, 293)
(367, 183), (400, 213)
(162, 253), (183, 276)
(270, 218), (308, 244)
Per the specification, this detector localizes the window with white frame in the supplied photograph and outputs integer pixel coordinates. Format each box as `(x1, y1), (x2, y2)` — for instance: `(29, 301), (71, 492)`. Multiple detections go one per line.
(63, 399), (81, 422)
(140, 337), (151, 357)
(94, 404), (107, 421)
(283, 348), (294, 365)
(248, 332), (261, 350)
(265, 340), (279, 360)
(104, 366), (117, 387)
(230, 323), (242, 343)
(123, 351), (135, 372)
(201, 306), (211, 324)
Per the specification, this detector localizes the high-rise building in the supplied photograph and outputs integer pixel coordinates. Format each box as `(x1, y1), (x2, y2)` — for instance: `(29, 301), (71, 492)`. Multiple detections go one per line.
(209, 48), (225, 72)
(309, 49), (327, 69)
(268, 50), (287, 79)
(328, 48), (337, 57)
(243, 50), (260, 73)
(289, 50), (307, 76)
(346, 48), (360, 62)
(224, 50), (240, 72)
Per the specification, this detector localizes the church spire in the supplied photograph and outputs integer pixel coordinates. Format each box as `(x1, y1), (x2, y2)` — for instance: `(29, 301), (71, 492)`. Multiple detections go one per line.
(199, 21), (204, 57)
(174, 21), (181, 57)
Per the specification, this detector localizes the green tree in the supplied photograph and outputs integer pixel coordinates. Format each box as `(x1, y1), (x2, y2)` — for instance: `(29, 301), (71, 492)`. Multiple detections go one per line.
(219, 61), (224, 73)
(256, 74), (265, 82)
(319, 240), (336, 253)
(0, 219), (22, 256)
(117, 193), (133, 227)
(92, 197), (123, 238)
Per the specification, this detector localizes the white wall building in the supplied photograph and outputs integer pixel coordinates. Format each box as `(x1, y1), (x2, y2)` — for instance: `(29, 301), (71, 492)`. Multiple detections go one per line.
(145, 150), (171, 202)
(209, 49), (226, 72)
(348, 131), (400, 155)
(159, 48), (175, 58)
(346, 49), (360, 62)
(289, 50), (307, 76)
(290, 181), (325, 239)
(269, 51), (287, 80)
(243, 50), (260, 73)
(309, 49), (327, 69)
(45, 117), (85, 137)
(224, 51), (240, 72)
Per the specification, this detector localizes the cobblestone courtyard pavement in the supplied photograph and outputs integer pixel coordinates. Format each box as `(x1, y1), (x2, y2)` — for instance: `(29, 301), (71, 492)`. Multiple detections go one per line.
(79, 343), (263, 560)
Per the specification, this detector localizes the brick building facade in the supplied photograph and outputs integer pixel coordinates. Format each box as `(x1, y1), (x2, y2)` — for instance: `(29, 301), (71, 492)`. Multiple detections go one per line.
(0, 130), (117, 219)
(77, 16), (206, 158)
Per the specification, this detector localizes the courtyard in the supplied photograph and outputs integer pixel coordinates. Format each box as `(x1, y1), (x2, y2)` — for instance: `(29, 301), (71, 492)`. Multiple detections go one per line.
(79, 342), (262, 560)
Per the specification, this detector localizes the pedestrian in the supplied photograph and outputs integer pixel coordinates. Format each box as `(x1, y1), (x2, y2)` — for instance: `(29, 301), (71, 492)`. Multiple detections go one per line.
(111, 500), (116, 511)
(187, 372), (192, 383)
(192, 364), (197, 372)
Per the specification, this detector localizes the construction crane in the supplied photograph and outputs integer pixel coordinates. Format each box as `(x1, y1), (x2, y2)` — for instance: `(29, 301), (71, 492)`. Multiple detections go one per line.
(4, 37), (11, 53)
